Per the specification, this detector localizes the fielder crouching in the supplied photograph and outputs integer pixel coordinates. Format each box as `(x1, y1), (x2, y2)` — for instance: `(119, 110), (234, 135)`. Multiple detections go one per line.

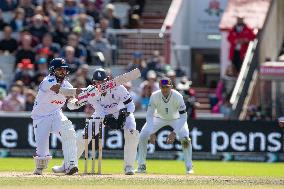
(52, 68), (139, 175)
(136, 77), (194, 174)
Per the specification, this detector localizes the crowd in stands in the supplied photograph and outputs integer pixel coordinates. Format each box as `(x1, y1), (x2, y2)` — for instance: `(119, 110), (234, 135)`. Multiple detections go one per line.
(0, 0), (146, 112)
(0, 1), (268, 121)
(0, 0), (198, 118)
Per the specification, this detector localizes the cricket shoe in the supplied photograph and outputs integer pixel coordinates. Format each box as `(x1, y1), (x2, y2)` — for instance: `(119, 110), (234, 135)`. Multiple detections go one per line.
(124, 166), (135, 175)
(52, 164), (65, 173)
(65, 165), (78, 175)
(33, 168), (43, 175)
(135, 164), (146, 173)
(186, 166), (194, 174)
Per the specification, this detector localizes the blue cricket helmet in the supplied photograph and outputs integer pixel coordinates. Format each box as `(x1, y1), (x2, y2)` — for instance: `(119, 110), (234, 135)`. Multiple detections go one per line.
(49, 58), (69, 74)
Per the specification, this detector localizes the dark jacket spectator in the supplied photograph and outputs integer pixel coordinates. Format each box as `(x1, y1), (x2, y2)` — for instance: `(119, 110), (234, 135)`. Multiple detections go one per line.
(104, 3), (121, 29)
(0, 26), (18, 54)
(10, 7), (27, 32)
(28, 14), (49, 42)
(0, 0), (18, 12)
(15, 34), (36, 68)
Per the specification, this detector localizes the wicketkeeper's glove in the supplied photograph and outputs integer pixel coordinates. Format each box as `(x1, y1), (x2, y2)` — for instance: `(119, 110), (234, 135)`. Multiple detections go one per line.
(117, 108), (130, 128)
(103, 114), (119, 130)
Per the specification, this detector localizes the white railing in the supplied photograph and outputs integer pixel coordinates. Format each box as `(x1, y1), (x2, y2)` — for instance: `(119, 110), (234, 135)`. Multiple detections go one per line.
(230, 39), (258, 110)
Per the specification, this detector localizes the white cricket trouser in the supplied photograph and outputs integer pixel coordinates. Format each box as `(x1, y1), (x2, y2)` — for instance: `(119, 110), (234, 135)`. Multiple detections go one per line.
(138, 117), (190, 166)
(33, 111), (67, 157)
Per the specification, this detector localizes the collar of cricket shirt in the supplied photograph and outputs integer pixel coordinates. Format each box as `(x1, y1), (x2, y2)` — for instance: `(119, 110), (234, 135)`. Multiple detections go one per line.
(162, 91), (172, 103)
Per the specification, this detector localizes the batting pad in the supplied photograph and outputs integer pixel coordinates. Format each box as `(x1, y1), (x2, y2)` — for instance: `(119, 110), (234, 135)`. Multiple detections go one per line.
(124, 130), (139, 167)
(60, 120), (78, 169)
(181, 137), (193, 168)
(34, 155), (52, 169)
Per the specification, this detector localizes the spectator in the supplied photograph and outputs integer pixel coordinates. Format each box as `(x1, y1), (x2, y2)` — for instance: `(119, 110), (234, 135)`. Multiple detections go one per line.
(0, 0), (18, 23)
(98, 17), (116, 45)
(0, 0), (18, 13)
(64, 0), (80, 20)
(138, 70), (159, 94)
(227, 16), (256, 73)
(0, 10), (9, 30)
(127, 14), (141, 29)
(51, 16), (70, 46)
(28, 14), (49, 42)
(104, 3), (121, 29)
(89, 28), (112, 66)
(19, 0), (35, 22)
(42, 0), (56, 20)
(129, 0), (145, 16)
(177, 77), (199, 119)
(10, 8), (27, 32)
(1, 85), (25, 111)
(35, 33), (60, 59)
(15, 34), (36, 68)
(127, 51), (147, 79)
(0, 69), (8, 91)
(123, 81), (139, 108)
(34, 57), (49, 76)
(63, 45), (83, 74)
(19, 29), (39, 47)
(24, 88), (36, 111)
(0, 26), (18, 54)
(73, 13), (94, 46)
(138, 81), (153, 111)
(146, 50), (164, 74)
(51, 2), (69, 26)
(219, 94), (232, 120)
(62, 33), (87, 62)
(85, 0), (100, 24)
(166, 70), (177, 89)
(223, 63), (238, 96)
(70, 64), (92, 86)
(14, 59), (34, 86)
(0, 88), (7, 109)
(32, 57), (48, 89)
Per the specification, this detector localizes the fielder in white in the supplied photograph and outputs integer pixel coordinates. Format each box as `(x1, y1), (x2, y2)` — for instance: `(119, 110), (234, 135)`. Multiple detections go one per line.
(31, 58), (80, 175)
(52, 68), (139, 175)
(136, 77), (194, 174)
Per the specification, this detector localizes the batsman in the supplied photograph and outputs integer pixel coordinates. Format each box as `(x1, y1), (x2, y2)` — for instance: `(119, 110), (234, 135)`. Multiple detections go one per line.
(52, 68), (140, 175)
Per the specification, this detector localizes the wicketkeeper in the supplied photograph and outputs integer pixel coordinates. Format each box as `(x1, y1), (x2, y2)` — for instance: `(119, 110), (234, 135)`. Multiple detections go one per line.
(52, 68), (139, 175)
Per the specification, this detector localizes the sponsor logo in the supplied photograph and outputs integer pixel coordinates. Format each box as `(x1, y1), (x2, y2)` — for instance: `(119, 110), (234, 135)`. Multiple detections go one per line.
(51, 100), (64, 104)
(205, 0), (223, 17)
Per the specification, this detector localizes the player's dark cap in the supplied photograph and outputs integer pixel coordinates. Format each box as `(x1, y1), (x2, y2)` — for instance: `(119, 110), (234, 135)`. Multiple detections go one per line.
(49, 58), (68, 73)
(92, 68), (107, 81)
(159, 77), (172, 87)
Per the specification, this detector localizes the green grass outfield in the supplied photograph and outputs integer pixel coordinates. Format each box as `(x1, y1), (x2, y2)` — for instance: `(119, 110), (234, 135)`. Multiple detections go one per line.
(0, 158), (284, 189)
